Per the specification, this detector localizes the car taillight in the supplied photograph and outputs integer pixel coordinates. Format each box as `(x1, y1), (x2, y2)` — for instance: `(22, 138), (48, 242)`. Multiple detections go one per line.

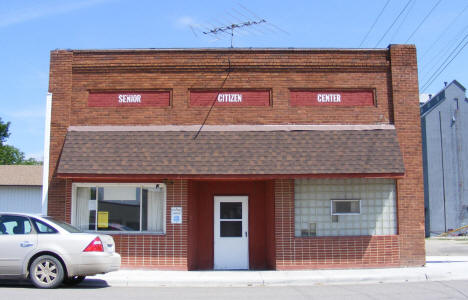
(83, 237), (104, 252)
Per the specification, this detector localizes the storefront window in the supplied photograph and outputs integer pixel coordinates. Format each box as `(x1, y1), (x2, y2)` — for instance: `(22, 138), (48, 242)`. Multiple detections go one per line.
(295, 178), (397, 237)
(74, 184), (165, 233)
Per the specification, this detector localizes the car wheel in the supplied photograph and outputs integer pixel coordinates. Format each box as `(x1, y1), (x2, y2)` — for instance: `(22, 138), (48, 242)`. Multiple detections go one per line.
(63, 275), (86, 286)
(29, 255), (65, 289)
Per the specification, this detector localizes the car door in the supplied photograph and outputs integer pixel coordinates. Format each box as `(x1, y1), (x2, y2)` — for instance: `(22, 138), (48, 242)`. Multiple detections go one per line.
(0, 215), (37, 275)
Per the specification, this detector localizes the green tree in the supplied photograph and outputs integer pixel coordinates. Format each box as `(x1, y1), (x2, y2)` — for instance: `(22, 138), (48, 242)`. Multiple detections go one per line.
(0, 117), (10, 144)
(0, 117), (42, 165)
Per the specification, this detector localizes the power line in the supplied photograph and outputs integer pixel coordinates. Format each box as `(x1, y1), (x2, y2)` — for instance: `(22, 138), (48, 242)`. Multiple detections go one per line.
(374, 0), (413, 48)
(422, 31), (468, 88)
(421, 39), (468, 92)
(359, 0), (390, 47)
(420, 23), (468, 79)
(419, 2), (468, 61)
(405, 0), (442, 43)
(389, 0), (416, 42)
(421, 33), (468, 92)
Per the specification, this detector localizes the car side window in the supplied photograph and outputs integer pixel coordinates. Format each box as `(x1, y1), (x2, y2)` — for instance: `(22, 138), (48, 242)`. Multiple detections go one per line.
(32, 219), (58, 234)
(0, 216), (32, 235)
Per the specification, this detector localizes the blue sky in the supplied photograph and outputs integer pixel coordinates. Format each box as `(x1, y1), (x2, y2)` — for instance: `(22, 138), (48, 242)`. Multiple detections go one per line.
(1, 0), (467, 160)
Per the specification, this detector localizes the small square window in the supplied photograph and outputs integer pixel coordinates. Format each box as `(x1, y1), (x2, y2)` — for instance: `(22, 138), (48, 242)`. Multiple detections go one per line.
(331, 199), (360, 215)
(301, 223), (316, 237)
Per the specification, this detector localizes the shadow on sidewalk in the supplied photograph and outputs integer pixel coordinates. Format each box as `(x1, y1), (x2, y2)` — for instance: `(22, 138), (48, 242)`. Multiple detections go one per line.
(0, 278), (109, 289)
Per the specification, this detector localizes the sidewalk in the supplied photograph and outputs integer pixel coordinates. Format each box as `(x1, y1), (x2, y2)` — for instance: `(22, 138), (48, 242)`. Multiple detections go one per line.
(86, 256), (468, 287)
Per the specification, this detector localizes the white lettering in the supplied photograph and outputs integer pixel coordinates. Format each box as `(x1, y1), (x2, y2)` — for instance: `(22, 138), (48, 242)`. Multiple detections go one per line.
(317, 93), (341, 103)
(118, 94), (142, 103)
(217, 93), (243, 103)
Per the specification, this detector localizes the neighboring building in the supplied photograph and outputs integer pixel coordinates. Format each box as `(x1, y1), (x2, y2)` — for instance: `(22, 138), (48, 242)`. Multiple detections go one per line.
(0, 165), (43, 213)
(46, 45), (424, 270)
(421, 80), (468, 236)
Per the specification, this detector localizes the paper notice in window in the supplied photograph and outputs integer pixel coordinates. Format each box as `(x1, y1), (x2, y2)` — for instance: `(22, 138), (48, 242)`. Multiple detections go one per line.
(171, 207), (182, 224)
(98, 211), (109, 228)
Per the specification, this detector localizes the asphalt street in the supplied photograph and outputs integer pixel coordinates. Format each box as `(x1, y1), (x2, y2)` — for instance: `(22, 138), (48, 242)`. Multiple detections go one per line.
(1, 280), (468, 300)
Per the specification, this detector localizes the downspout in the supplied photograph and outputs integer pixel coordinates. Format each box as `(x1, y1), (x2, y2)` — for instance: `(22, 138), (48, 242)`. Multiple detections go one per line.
(421, 116), (430, 236)
(453, 98), (465, 227)
(439, 110), (447, 232)
(41, 93), (52, 215)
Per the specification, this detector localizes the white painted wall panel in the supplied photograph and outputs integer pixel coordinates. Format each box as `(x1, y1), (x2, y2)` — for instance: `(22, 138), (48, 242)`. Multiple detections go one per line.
(0, 186), (42, 213)
(423, 82), (468, 235)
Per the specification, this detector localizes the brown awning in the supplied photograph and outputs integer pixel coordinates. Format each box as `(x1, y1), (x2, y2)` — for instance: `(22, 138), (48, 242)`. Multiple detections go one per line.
(57, 127), (405, 177)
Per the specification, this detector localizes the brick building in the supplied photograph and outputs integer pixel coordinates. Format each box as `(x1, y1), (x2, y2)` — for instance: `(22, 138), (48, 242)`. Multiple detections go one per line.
(46, 45), (425, 270)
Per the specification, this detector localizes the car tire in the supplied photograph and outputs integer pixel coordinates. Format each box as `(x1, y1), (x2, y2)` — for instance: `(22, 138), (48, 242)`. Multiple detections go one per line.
(63, 275), (86, 286)
(29, 255), (65, 289)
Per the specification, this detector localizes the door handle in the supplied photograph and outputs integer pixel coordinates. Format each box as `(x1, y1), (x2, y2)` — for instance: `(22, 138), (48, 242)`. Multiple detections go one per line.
(245, 232), (248, 237)
(20, 241), (34, 248)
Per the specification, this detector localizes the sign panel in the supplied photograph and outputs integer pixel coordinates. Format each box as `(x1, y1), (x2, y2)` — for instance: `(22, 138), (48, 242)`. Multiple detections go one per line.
(97, 211), (109, 228)
(171, 207), (182, 224)
(190, 90), (270, 107)
(290, 90), (374, 106)
(88, 91), (170, 107)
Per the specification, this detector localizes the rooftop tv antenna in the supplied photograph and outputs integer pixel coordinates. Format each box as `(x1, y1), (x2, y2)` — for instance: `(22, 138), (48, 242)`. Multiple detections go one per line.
(203, 19), (267, 48)
(188, 4), (288, 47)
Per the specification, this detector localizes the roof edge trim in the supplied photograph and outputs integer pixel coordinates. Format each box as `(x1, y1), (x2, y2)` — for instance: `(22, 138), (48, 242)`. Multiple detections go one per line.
(68, 124), (396, 132)
(57, 172), (405, 180)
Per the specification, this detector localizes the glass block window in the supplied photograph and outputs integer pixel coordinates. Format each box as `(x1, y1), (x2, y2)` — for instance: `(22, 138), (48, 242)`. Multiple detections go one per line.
(295, 178), (397, 237)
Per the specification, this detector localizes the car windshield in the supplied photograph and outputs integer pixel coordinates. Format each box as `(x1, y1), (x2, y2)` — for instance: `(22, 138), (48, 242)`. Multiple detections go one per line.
(44, 217), (82, 233)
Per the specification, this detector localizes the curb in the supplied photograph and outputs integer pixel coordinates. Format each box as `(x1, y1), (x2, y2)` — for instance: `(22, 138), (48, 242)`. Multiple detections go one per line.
(85, 256), (468, 287)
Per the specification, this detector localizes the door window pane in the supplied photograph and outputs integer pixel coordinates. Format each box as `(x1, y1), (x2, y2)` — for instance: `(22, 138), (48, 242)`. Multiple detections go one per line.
(0, 216), (32, 235)
(220, 202), (242, 219)
(220, 221), (242, 237)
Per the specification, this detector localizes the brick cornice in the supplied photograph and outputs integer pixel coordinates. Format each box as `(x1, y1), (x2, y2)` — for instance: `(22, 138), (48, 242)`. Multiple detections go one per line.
(72, 64), (389, 74)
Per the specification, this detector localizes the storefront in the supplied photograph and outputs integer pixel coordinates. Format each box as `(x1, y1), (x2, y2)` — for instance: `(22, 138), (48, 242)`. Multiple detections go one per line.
(46, 45), (425, 270)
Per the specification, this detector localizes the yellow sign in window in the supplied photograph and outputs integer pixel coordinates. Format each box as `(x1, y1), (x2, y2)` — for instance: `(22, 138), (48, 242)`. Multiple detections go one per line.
(97, 211), (109, 228)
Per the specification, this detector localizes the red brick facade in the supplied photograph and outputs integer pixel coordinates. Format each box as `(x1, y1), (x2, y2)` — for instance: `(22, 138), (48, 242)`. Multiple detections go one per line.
(47, 46), (425, 270)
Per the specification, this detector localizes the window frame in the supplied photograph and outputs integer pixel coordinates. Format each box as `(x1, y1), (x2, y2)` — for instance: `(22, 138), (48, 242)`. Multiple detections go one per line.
(330, 199), (361, 216)
(72, 182), (167, 235)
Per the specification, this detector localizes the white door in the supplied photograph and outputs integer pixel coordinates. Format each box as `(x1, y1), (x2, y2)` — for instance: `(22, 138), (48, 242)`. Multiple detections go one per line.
(214, 196), (249, 270)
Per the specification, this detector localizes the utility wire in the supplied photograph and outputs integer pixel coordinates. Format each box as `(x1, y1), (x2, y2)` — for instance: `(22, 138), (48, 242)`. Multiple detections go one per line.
(359, 0), (390, 47)
(421, 33), (468, 92)
(421, 39), (468, 92)
(422, 31), (468, 88)
(405, 0), (442, 43)
(374, 0), (413, 48)
(193, 59), (232, 140)
(420, 23), (468, 79)
(390, 0), (416, 41)
(419, 2), (468, 61)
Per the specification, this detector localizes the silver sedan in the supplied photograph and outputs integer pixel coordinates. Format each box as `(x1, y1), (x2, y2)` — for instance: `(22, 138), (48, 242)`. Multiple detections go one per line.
(0, 212), (121, 288)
